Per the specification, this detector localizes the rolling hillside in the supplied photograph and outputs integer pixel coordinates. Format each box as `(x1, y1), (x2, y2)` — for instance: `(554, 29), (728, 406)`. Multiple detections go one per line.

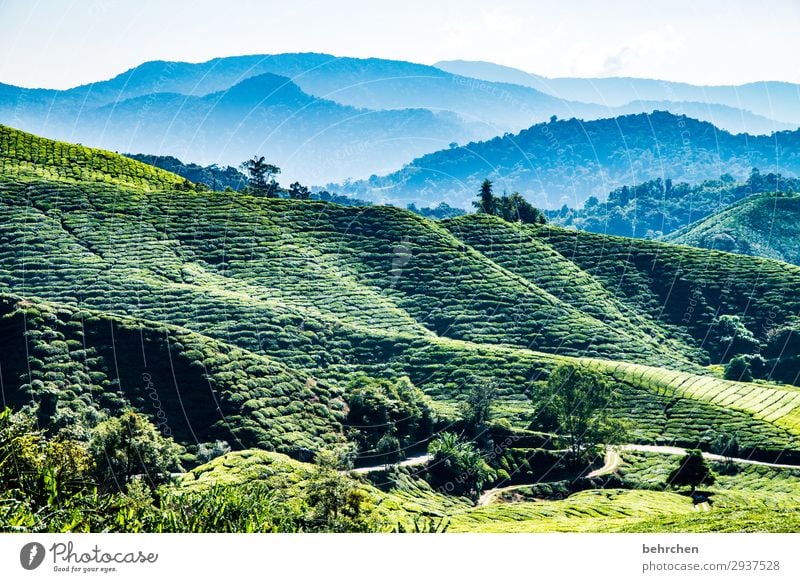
(2, 126), (800, 455)
(341, 112), (800, 209)
(665, 191), (800, 266)
(550, 171), (800, 239)
(2, 127), (800, 533)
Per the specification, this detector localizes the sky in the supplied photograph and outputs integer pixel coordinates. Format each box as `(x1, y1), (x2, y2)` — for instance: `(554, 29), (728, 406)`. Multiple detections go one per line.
(0, 0), (798, 89)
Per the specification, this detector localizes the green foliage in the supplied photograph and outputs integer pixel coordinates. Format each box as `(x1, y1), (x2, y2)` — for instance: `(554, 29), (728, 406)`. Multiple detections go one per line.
(668, 450), (716, 493)
(0, 124), (186, 190)
(725, 356), (753, 382)
(2, 127), (800, 532)
(427, 432), (496, 497)
(125, 153), (248, 191)
(196, 440), (232, 464)
(351, 113), (800, 207)
(343, 375), (434, 461)
(496, 192), (547, 224)
(710, 315), (760, 363)
(304, 447), (379, 532)
(239, 156), (281, 196)
(557, 170), (800, 239)
(406, 202), (466, 220)
(473, 179), (545, 224)
(460, 378), (497, 442)
(536, 363), (626, 460)
(664, 173), (800, 266)
(287, 181), (311, 200)
(764, 318), (800, 358)
(89, 410), (182, 491)
(473, 179), (496, 215)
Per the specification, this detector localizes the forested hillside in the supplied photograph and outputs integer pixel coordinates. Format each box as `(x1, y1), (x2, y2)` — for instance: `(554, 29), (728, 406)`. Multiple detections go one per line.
(341, 112), (800, 209)
(551, 170), (800, 239)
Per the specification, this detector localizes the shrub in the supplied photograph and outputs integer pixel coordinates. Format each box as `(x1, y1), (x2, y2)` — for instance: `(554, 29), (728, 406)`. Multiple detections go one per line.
(89, 410), (182, 491)
(724, 356), (753, 382)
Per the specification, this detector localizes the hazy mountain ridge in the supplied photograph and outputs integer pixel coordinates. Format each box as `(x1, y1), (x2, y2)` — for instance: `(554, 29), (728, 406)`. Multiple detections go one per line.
(339, 111), (800, 209)
(435, 59), (800, 126)
(3, 53), (796, 186)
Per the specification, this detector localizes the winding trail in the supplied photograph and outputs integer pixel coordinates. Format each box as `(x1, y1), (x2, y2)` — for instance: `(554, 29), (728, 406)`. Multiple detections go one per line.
(620, 444), (800, 470)
(348, 444), (800, 507)
(349, 453), (431, 475)
(477, 447), (621, 507)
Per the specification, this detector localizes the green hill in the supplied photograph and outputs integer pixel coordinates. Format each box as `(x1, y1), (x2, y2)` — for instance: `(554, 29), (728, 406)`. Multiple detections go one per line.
(550, 170), (800, 240)
(664, 191), (800, 266)
(2, 126), (800, 532)
(0, 124), (188, 190)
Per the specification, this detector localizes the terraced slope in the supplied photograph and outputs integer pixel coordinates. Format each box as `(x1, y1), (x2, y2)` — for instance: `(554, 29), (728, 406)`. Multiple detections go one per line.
(2, 127), (800, 460)
(0, 124), (186, 190)
(0, 295), (344, 454)
(665, 192), (800, 266)
(0, 178), (680, 366)
(444, 215), (704, 363)
(526, 222), (800, 354)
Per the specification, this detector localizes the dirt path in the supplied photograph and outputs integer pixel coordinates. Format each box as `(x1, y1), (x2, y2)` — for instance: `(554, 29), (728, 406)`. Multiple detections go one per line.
(586, 447), (621, 478)
(477, 448), (621, 507)
(475, 445), (800, 508)
(349, 453), (431, 475)
(349, 444), (800, 504)
(620, 444), (800, 470)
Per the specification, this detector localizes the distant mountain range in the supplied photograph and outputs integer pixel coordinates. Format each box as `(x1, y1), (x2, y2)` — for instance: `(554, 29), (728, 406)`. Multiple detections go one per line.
(436, 60), (800, 128)
(2, 53), (798, 185)
(338, 111), (800, 209)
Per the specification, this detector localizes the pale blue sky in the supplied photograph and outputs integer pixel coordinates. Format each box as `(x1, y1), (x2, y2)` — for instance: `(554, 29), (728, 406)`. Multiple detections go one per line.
(1, 0), (798, 89)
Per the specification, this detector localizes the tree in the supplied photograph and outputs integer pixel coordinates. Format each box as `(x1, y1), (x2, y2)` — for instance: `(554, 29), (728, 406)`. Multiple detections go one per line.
(460, 378), (496, 441)
(287, 181), (311, 200)
(343, 375), (434, 455)
(239, 156), (281, 197)
(426, 432), (495, 498)
(709, 315), (760, 363)
(537, 363), (625, 461)
(0, 408), (93, 508)
(375, 431), (402, 466)
(668, 449), (716, 494)
(764, 318), (800, 358)
(473, 179), (497, 215)
(89, 410), (182, 491)
(196, 440), (231, 464)
(724, 355), (753, 381)
(497, 192), (547, 224)
(305, 447), (377, 532)
(710, 432), (740, 463)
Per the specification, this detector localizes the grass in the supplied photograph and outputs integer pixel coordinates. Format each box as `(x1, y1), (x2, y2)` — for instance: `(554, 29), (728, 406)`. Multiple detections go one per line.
(447, 489), (695, 532)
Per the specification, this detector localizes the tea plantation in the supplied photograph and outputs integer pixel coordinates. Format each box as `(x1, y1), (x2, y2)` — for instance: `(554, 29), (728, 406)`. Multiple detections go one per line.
(1, 126), (799, 532)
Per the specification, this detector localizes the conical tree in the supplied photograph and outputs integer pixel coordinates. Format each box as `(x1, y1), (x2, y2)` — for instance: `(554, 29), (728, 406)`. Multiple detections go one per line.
(473, 179), (497, 215)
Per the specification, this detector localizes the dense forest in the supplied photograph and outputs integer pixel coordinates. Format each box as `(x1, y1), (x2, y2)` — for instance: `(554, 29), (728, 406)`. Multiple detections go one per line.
(340, 112), (800, 209)
(551, 169), (800, 238)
